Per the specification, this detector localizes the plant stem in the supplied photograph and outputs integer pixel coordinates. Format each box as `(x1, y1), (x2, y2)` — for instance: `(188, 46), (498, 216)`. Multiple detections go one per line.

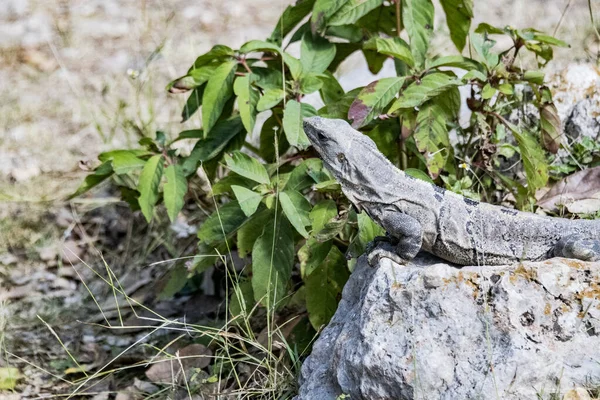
(589, 0), (600, 43)
(240, 58), (253, 74)
(395, 0), (407, 170)
(395, 0), (402, 35)
(244, 141), (261, 156)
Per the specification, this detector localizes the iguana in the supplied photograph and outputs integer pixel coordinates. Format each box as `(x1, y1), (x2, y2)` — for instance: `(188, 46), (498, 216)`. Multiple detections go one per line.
(303, 116), (600, 266)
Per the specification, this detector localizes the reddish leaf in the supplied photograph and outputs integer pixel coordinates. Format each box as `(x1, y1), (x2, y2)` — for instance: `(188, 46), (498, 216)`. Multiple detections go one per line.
(540, 103), (562, 154)
(348, 77), (405, 128)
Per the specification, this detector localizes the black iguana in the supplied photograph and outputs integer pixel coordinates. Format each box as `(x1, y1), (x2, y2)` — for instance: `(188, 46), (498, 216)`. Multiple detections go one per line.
(303, 116), (600, 266)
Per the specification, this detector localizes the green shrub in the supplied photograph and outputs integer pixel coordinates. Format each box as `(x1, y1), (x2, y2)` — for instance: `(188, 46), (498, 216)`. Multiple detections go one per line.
(74, 0), (570, 330)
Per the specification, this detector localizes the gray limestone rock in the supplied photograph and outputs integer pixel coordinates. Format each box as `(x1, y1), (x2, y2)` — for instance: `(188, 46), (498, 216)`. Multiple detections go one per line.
(564, 99), (600, 143)
(296, 254), (600, 400)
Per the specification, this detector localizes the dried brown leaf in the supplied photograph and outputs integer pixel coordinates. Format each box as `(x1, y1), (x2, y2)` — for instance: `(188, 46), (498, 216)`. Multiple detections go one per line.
(145, 344), (212, 384)
(540, 103), (562, 154)
(537, 166), (600, 213)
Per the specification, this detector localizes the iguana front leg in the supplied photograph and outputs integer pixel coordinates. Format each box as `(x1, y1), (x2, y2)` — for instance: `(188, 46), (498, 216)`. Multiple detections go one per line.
(367, 211), (423, 267)
(553, 234), (600, 261)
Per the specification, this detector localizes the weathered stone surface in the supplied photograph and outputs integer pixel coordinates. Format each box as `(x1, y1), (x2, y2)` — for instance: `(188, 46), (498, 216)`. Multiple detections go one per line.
(297, 254), (600, 400)
(564, 99), (600, 143)
(551, 64), (600, 147)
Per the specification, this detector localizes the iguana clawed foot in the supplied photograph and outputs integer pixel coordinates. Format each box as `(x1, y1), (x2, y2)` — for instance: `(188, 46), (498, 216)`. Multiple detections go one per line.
(553, 234), (600, 262)
(366, 235), (410, 267)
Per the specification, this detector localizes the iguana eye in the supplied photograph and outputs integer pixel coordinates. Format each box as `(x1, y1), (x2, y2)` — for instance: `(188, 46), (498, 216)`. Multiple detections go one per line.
(337, 153), (346, 162)
(317, 131), (329, 142)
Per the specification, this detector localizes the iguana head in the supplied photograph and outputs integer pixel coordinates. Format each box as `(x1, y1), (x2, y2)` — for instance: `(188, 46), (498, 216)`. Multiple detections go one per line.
(303, 116), (400, 205)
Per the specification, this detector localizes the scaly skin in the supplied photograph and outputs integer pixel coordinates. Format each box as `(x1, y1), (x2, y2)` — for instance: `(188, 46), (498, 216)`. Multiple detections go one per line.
(303, 116), (600, 266)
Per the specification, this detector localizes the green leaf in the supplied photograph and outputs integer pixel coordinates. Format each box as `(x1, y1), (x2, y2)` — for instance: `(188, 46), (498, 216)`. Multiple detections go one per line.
(318, 87), (361, 118)
(347, 211), (386, 258)
(284, 53), (304, 80)
(329, 0), (384, 26)
(525, 42), (554, 66)
(260, 110), (289, 163)
(284, 158), (325, 191)
(426, 55), (482, 71)
(439, 0), (473, 51)
(181, 86), (205, 123)
(167, 65), (217, 93)
(362, 48), (388, 74)
(522, 70), (545, 85)
(0, 367), (20, 390)
(158, 264), (188, 300)
(304, 245), (349, 329)
(434, 86), (461, 120)
(319, 71), (345, 104)
(512, 125), (549, 193)
(402, 0), (434, 68)
(257, 88), (285, 112)
(356, 212), (385, 248)
(364, 119), (400, 164)
(119, 187), (140, 211)
(311, 0), (348, 34)
(198, 200), (248, 244)
(279, 190), (312, 238)
(164, 165), (187, 222)
(231, 185), (263, 217)
(413, 102), (450, 178)
(252, 218), (294, 306)
(202, 60), (237, 135)
(498, 83), (513, 95)
(299, 73), (324, 94)
(252, 68), (283, 90)
(211, 173), (253, 196)
(357, 3), (397, 36)
(139, 137), (160, 152)
(309, 199), (338, 233)
(290, 21), (312, 43)
(171, 129), (204, 143)
(299, 238), (332, 277)
(314, 180), (341, 192)
(282, 100), (318, 149)
(237, 208), (274, 257)
(190, 245), (225, 274)
(270, 0), (316, 45)
(481, 83), (496, 100)
(225, 151), (270, 184)
(190, 45), (235, 69)
(363, 36), (414, 67)
(530, 31), (569, 48)
(234, 75), (259, 134)
(474, 22), (504, 35)
(239, 40), (282, 54)
(301, 33), (337, 74)
(314, 213), (347, 242)
(405, 168), (434, 183)
(229, 280), (255, 318)
(69, 161), (113, 199)
(137, 155), (164, 222)
(325, 24), (363, 42)
(462, 69), (487, 82)
(470, 33), (499, 68)
(348, 77), (405, 128)
(388, 73), (460, 113)
(182, 117), (244, 175)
